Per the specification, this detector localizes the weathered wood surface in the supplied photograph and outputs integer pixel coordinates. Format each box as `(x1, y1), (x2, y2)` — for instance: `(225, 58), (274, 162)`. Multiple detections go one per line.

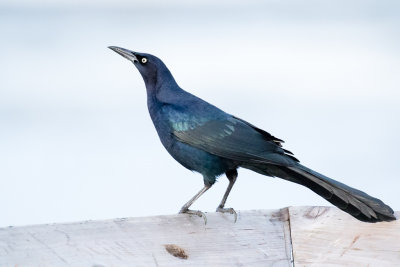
(0, 209), (292, 267)
(289, 206), (400, 266)
(1, 207), (399, 266)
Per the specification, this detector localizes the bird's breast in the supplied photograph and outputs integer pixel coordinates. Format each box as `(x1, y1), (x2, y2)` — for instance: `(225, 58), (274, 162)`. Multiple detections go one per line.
(147, 102), (236, 182)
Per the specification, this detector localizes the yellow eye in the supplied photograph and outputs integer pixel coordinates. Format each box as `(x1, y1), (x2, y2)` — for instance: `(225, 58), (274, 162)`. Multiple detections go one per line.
(141, 58), (147, 64)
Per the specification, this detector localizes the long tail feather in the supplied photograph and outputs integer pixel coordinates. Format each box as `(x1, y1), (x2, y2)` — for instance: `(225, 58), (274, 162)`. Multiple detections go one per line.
(286, 164), (395, 222)
(244, 163), (396, 222)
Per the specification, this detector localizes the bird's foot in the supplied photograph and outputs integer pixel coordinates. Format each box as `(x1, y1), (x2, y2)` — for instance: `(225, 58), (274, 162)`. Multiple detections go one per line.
(179, 208), (207, 224)
(216, 207), (238, 223)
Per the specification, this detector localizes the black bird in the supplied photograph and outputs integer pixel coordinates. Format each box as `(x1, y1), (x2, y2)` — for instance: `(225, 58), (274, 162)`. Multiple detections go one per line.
(109, 46), (396, 223)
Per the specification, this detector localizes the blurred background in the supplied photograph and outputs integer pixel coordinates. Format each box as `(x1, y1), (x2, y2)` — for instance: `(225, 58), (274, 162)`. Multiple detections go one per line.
(0, 0), (399, 227)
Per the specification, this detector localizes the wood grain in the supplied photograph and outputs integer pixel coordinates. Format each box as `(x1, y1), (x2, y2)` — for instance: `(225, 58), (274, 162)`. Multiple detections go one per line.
(0, 209), (292, 267)
(289, 206), (400, 266)
(1, 207), (398, 266)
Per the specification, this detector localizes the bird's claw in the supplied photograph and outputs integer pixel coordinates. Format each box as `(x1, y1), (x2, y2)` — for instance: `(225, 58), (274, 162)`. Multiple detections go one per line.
(216, 207), (238, 223)
(179, 209), (208, 225)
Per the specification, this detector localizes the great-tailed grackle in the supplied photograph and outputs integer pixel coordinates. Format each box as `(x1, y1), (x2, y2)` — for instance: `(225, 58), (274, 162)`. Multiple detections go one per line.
(109, 46), (396, 223)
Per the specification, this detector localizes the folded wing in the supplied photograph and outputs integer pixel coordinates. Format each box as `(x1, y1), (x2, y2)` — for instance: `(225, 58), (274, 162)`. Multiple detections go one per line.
(172, 115), (298, 166)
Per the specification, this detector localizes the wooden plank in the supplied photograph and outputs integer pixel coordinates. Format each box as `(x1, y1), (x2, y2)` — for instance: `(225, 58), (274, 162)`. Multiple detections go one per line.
(289, 206), (400, 266)
(0, 209), (292, 267)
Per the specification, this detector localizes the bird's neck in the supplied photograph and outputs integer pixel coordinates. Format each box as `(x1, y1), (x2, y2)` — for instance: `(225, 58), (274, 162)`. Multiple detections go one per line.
(145, 67), (183, 105)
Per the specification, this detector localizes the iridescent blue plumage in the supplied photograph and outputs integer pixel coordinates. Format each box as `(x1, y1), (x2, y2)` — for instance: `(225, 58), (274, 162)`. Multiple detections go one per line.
(109, 46), (396, 223)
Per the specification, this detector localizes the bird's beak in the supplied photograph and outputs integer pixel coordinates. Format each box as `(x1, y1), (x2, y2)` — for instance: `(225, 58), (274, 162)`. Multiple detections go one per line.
(108, 46), (138, 62)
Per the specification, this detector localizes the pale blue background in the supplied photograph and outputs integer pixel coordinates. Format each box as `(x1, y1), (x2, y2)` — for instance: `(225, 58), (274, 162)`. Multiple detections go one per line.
(1, 0), (399, 227)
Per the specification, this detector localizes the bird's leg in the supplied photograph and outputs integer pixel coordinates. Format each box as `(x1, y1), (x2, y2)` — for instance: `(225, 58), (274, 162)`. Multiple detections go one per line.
(179, 184), (211, 224)
(216, 169), (238, 222)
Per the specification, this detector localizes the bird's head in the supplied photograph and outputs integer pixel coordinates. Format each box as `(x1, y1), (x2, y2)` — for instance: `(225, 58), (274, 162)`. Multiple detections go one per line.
(109, 46), (172, 89)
